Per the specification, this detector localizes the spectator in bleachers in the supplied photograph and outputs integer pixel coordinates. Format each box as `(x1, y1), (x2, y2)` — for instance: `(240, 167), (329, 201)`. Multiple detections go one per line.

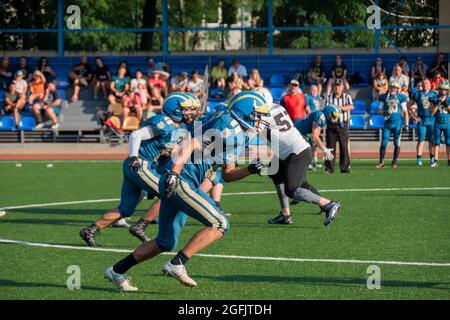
(398, 56), (410, 77)
(305, 85), (321, 113)
(92, 57), (111, 100)
(244, 68), (264, 90)
(147, 87), (164, 118)
(280, 79), (307, 122)
(228, 72), (244, 91)
(326, 55), (350, 96)
(117, 61), (132, 79)
(371, 57), (387, 80)
(36, 57), (56, 82)
(372, 72), (388, 101)
(228, 59), (248, 80)
(227, 85), (241, 99)
(187, 70), (205, 98)
(410, 57), (428, 87)
(14, 70), (28, 99)
(4, 81), (25, 127)
(170, 72), (188, 92)
(69, 56), (93, 103)
(0, 56), (12, 91)
(28, 70), (46, 105)
(307, 55), (326, 97)
(148, 71), (168, 97)
(108, 66), (130, 107)
(14, 56), (33, 81)
(430, 70), (446, 90)
(32, 81), (61, 130)
(146, 57), (170, 79)
(429, 52), (448, 79)
(129, 70), (148, 119)
(211, 59), (227, 90)
(390, 64), (409, 95)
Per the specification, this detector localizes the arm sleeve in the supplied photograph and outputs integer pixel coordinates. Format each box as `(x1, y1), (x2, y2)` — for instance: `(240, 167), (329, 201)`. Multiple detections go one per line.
(128, 126), (155, 157)
(401, 102), (407, 112)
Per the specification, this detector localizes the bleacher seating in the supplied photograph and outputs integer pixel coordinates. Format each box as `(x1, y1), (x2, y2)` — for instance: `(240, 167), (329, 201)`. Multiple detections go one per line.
(0, 116), (16, 130)
(352, 100), (367, 115)
(269, 75), (285, 88)
(269, 88), (283, 102)
(369, 115), (385, 129)
(349, 115), (366, 129)
(18, 116), (36, 130)
(370, 101), (382, 114)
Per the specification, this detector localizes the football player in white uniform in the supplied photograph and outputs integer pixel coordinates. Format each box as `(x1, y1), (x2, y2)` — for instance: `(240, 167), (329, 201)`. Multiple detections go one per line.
(253, 88), (341, 226)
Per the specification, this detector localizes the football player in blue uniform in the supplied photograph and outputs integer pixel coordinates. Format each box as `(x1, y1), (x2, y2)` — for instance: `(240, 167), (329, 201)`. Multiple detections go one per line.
(375, 80), (410, 169)
(104, 91), (269, 290)
(79, 93), (197, 247)
(411, 79), (438, 166)
(430, 81), (450, 167)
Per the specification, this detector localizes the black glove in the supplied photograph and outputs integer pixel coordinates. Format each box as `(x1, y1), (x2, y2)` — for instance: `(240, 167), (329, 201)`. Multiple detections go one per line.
(165, 171), (179, 198)
(247, 159), (264, 175)
(129, 156), (141, 172)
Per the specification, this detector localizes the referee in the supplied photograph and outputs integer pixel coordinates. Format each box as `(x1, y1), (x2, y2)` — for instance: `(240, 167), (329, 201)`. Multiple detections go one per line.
(324, 79), (354, 173)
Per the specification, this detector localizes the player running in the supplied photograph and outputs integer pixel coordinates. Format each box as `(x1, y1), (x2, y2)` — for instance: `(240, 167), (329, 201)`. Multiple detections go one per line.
(430, 81), (450, 167)
(375, 80), (410, 169)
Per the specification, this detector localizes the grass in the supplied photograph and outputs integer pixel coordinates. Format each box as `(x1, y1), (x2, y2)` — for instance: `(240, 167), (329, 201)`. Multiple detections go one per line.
(0, 159), (449, 300)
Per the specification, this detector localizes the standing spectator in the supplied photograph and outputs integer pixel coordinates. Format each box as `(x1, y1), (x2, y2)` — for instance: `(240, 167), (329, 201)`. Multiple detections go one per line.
(187, 70), (205, 98)
(410, 57), (428, 87)
(92, 57), (111, 100)
(429, 52), (448, 79)
(28, 71), (46, 105)
(14, 56), (33, 80)
(145, 57), (170, 79)
(36, 57), (56, 82)
(0, 56), (12, 91)
(307, 55), (326, 97)
(170, 72), (188, 92)
(398, 56), (410, 77)
(211, 59), (227, 90)
(372, 72), (388, 101)
(280, 79), (307, 122)
(148, 71), (168, 97)
(305, 85), (321, 113)
(430, 70), (446, 90)
(4, 81), (26, 127)
(390, 64), (409, 95)
(69, 56), (93, 102)
(32, 82), (61, 130)
(326, 55), (350, 95)
(324, 79), (354, 173)
(228, 59), (248, 80)
(244, 68), (264, 90)
(148, 87), (164, 117)
(371, 57), (387, 80)
(108, 66), (130, 107)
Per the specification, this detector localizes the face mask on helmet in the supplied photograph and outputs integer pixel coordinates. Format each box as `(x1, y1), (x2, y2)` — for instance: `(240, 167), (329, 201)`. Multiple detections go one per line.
(179, 97), (202, 123)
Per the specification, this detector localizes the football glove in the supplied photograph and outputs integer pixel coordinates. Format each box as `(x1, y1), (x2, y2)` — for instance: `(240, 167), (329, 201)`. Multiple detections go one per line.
(323, 148), (334, 161)
(129, 156), (141, 172)
(165, 171), (179, 198)
(248, 159), (264, 175)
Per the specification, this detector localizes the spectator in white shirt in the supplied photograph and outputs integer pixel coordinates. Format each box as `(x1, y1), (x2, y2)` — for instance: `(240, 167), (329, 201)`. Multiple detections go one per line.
(228, 59), (248, 80)
(187, 70), (205, 98)
(170, 72), (188, 93)
(390, 64), (409, 95)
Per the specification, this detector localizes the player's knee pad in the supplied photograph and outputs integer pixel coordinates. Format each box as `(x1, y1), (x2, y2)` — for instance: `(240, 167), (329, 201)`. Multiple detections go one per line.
(292, 187), (322, 204)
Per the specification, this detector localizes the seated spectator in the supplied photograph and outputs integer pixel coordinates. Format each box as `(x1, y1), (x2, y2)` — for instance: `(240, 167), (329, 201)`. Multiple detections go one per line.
(410, 57), (428, 87)
(28, 70), (46, 105)
(371, 57), (386, 80)
(372, 72), (388, 101)
(305, 84), (321, 113)
(148, 71), (168, 97)
(398, 56), (410, 77)
(187, 70), (205, 98)
(14, 56), (33, 81)
(307, 55), (326, 97)
(430, 70), (446, 90)
(390, 64), (409, 95)
(147, 87), (164, 118)
(69, 56), (93, 102)
(126, 69), (147, 120)
(0, 55), (12, 91)
(228, 59), (248, 80)
(13, 70), (28, 100)
(244, 68), (264, 90)
(170, 72), (188, 92)
(32, 81), (61, 130)
(228, 72), (244, 91)
(92, 57), (111, 100)
(211, 59), (227, 90)
(4, 81), (26, 127)
(280, 79), (307, 122)
(36, 57), (56, 82)
(117, 61), (132, 79)
(326, 55), (350, 95)
(145, 57), (170, 79)
(108, 66), (130, 107)
(429, 52), (448, 79)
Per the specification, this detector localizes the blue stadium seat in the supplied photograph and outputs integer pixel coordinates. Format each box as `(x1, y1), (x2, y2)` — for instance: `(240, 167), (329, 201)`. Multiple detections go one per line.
(56, 77), (70, 89)
(370, 101), (382, 114)
(58, 90), (67, 103)
(369, 115), (385, 129)
(269, 88), (283, 102)
(352, 100), (367, 114)
(349, 115), (366, 129)
(269, 75), (285, 88)
(0, 116), (16, 130)
(0, 90), (5, 103)
(18, 116), (36, 130)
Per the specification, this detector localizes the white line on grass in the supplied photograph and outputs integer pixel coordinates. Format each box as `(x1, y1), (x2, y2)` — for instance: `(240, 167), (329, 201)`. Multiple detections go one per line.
(0, 238), (449, 267)
(1, 187), (449, 211)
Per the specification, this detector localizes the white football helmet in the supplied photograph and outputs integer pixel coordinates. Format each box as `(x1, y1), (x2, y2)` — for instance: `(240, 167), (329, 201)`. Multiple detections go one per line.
(252, 87), (273, 109)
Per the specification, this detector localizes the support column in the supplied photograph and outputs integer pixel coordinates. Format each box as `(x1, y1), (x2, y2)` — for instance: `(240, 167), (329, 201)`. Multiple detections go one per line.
(439, 0), (450, 52)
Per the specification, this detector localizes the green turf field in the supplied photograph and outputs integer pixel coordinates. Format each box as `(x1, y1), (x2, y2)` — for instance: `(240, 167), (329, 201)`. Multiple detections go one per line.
(0, 159), (449, 300)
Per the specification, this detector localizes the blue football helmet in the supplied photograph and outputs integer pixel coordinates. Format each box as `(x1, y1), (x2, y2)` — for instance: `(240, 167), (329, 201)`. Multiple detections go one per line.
(228, 91), (270, 133)
(323, 104), (340, 124)
(162, 93), (201, 123)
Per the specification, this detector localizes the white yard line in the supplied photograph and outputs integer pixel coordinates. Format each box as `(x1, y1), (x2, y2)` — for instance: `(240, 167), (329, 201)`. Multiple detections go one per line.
(0, 238), (449, 267)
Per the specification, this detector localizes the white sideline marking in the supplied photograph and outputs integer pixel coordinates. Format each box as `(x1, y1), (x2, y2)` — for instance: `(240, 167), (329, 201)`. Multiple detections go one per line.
(1, 187), (449, 211)
(0, 239), (449, 267)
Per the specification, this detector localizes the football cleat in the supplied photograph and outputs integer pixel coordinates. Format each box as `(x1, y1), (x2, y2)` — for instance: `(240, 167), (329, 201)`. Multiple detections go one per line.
(430, 160), (438, 168)
(375, 162), (385, 169)
(112, 218), (130, 228)
(323, 201), (341, 226)
(162, 261), (197, 288)
(129, 220), (151, 243)
(391, 163), (398, 169)
(268, 213), (293, 225)
(104, 267), (138, 291)
(79, 224), (100, 247)
(416, 158), (423, 166)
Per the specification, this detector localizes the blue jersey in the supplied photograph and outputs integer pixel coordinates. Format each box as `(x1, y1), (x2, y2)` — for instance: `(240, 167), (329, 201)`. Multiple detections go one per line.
(415, 90), (438, 119)
(305, 94), (321, 112)
(431, 95), (450, 127)
(180, 112), (246, 188)
(295, 110), (327, 136)
(379, 93), (408, 122)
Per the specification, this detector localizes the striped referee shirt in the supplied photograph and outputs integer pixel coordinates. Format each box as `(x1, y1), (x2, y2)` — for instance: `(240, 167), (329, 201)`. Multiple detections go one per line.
(325, 93), (353, 124)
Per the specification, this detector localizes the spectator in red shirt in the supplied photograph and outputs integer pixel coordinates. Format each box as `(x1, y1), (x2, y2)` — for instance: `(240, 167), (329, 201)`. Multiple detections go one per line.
(148, 71), (168, 97)
(430, 70), (446, 90)
(280, 79), (308, 122)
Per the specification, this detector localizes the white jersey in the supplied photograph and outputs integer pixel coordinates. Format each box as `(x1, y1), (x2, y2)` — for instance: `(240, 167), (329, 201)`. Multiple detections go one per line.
(263, 104), (310, 160)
